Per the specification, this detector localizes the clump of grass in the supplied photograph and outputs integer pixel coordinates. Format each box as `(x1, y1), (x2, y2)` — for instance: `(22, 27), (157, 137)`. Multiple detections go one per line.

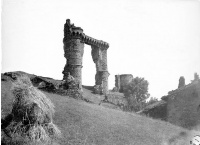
(1, 75), (61, 145)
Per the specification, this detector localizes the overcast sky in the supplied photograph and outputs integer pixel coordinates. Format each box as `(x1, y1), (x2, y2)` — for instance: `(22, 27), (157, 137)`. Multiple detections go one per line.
(2, 0), (200, 99)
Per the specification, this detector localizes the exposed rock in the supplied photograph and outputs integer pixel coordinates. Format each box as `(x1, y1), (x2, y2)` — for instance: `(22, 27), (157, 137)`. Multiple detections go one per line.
(31, 76), (58, 92)
(3, 71), (33, 81)
(2, 71), (82, 100)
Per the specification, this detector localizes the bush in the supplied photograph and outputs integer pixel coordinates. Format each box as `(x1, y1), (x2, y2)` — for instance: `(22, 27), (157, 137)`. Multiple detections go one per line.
(123, 77), (150, 112)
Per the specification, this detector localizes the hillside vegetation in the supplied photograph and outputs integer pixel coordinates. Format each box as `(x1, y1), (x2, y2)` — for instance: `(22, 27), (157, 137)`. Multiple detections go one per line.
(1, 72), (199, 145)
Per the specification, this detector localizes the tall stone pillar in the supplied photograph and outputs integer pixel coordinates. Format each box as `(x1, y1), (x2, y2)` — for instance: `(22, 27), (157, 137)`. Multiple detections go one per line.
(62, 19), (84, 89)
(99, 71), (109, 94)
(101, 48), (108, 71)
(100, 48), (109, 94)
(92, 45), (109, 94)
(91, 45), (102, 85)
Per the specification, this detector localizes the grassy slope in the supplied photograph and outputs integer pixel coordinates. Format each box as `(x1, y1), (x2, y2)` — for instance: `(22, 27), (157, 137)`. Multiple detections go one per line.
(1, 80), (199, 145)
(82, 85), (104, 105)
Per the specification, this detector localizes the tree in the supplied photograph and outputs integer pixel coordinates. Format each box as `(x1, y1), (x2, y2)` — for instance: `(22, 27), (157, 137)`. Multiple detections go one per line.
(123, 77), (150, 112)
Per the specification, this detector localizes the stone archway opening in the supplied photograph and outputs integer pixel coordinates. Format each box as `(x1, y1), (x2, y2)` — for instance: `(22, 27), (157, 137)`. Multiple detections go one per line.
(62, 19), (110, 94)
(82, 44), (96, 87)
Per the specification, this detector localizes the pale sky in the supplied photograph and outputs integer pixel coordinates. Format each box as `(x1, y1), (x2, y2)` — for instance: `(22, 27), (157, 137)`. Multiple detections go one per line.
(1, 0), (200, 99)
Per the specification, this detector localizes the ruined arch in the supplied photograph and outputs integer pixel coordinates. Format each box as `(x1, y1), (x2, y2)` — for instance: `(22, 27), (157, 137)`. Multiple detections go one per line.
(62, 19), (109, 94)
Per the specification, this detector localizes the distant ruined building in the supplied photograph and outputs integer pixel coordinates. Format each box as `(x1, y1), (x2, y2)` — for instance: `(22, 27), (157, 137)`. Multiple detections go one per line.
(62, 19), (109, 94)
(163, 74), (200, 129)
(178, 76), (185, 88)
(115, 74), (133, 92)
(140, 73), (200, 129)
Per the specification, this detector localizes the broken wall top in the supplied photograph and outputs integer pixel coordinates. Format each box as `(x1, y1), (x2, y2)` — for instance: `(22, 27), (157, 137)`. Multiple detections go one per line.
(64, 19), (109, 49)
(161, 79), (200, 101)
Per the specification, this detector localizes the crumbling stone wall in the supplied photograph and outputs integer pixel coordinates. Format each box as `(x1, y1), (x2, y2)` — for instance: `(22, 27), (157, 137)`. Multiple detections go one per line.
(115, 75), (120, 92)
(115, 74), (133, 92)
(63, 19), (109, 94)
(167, 80), (200, 129)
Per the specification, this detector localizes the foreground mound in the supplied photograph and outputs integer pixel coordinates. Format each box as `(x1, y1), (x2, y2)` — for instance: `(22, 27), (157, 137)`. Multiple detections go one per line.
(2, 73), (199, 145)
(1, 75), (61, 145)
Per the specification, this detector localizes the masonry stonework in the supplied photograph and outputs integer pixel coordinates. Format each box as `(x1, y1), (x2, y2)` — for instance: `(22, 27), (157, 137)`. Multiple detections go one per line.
(115, 74), (133, 92)
(115, 75), (121, 92)
(63, 19), (109, 94)
(63, 39), (84, 87)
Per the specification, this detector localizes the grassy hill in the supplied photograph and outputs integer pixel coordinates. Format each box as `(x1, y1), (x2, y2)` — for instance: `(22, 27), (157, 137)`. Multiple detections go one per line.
(1, 73), (199, 145)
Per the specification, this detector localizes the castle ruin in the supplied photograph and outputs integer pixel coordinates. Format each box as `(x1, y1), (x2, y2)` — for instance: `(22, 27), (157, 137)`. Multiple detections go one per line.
(115, 74), (133, 92)
(62, 19), (109, 94)
(165, 75), (200, 129)
(140, 73), (200, 129)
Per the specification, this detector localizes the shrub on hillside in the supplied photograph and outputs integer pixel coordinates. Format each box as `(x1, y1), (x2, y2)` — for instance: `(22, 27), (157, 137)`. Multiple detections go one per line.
(1, 75), (61, 145)
(123, 77), (150, 112)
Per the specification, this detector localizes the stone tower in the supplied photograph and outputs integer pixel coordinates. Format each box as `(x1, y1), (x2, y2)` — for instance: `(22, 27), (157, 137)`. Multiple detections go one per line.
(178, 76), (185, 88)
(63, 19), (84, 88)
(115, 74), (133, 92)
(62, 19), (109, 94)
